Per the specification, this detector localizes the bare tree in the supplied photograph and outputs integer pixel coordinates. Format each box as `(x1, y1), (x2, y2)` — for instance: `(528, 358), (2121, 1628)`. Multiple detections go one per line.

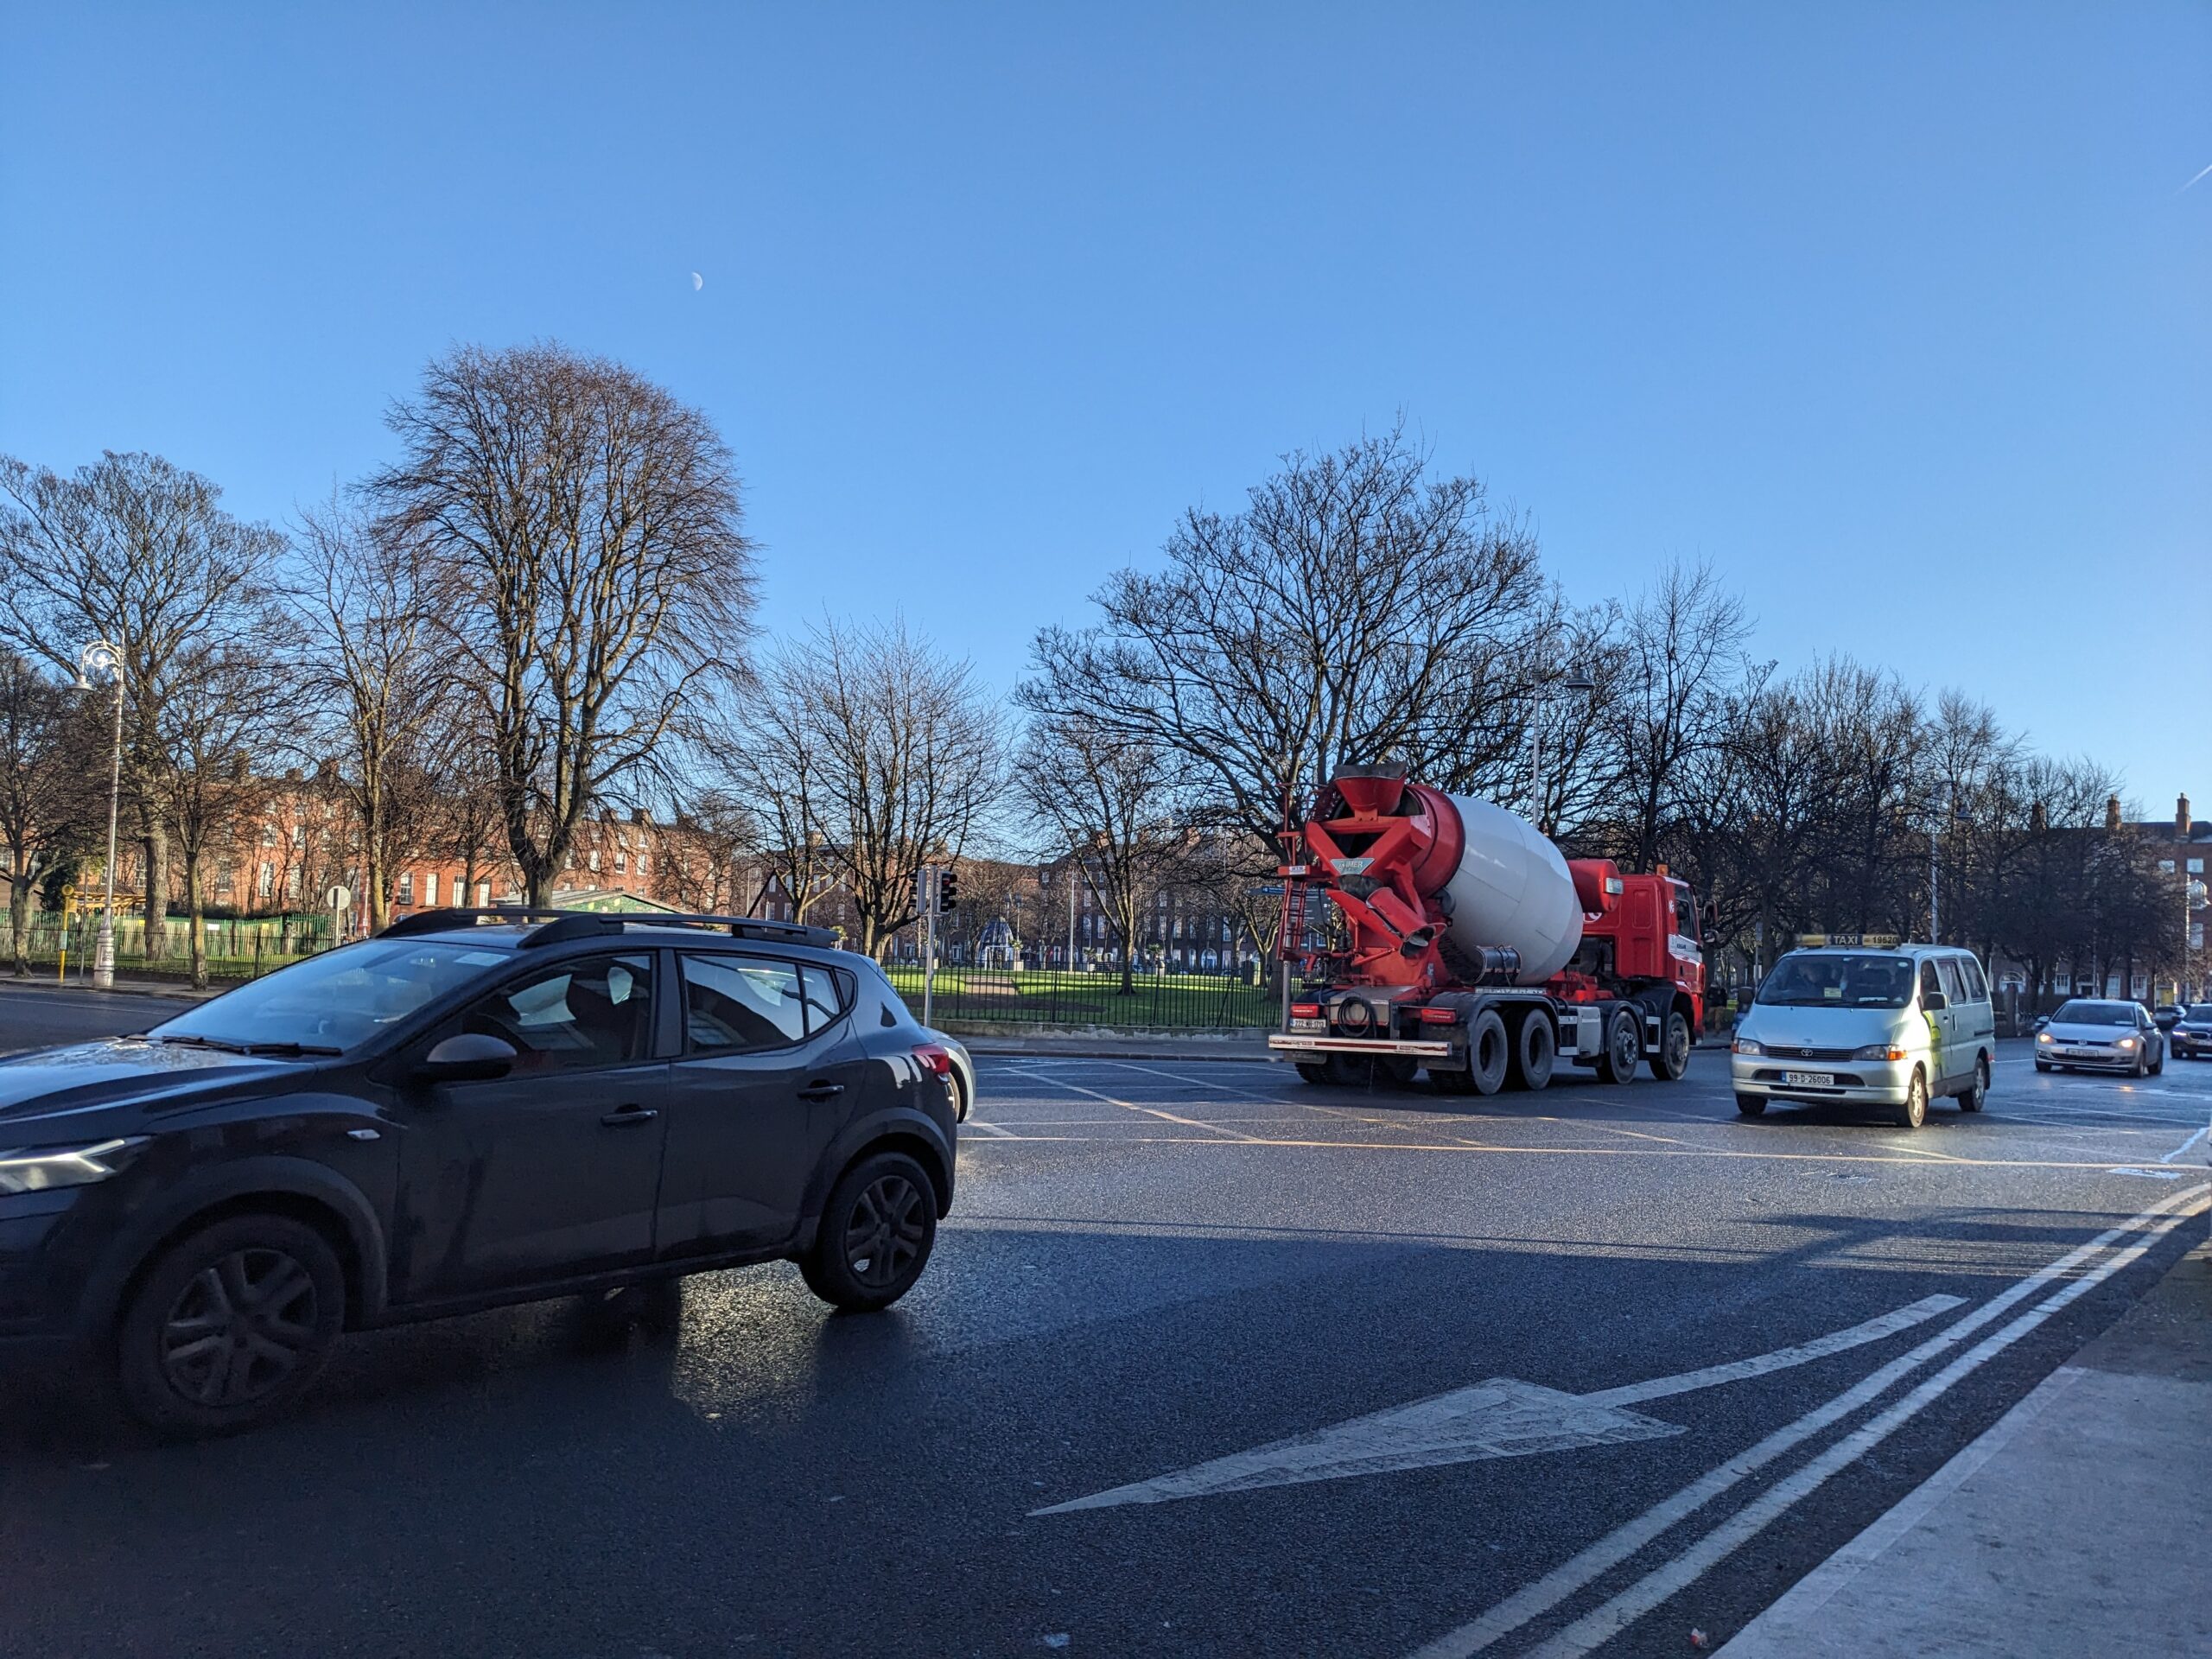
(0, 655), (97, 973)
(372, 343), (758, 905)
(655, 788), (756, 913)
(145, 651), (289, 987)
(0, 452), (287, 948)
(1023, 429), (1549, 864)
(696, 649), (833, 922)
(291, 498), (457, 931)
(1014, 714), (1197, 993)
(772, 619), (1005, 957)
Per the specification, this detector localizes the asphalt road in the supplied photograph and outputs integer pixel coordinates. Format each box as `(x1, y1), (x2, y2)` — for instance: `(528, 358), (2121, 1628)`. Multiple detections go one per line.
(2, 986), (2207, 1658)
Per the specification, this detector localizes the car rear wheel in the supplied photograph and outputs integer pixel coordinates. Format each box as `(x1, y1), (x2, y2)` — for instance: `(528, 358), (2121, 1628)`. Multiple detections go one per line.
(1896, 1070), (1929, 1129)
(116, 1214), (346, 1436)
(1957, 1056), (1989, 1112)
(801, 1151), (938, 1313)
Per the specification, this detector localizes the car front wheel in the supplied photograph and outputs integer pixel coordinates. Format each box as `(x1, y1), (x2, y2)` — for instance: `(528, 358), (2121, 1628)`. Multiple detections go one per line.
(801, 1151), (938, 1313)
(116, 1213), (346, 1435)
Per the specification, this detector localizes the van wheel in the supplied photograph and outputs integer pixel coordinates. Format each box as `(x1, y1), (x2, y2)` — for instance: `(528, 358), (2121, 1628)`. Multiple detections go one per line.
(1958, 1057), (1989, 1112)
(1735, 1094), (1766, 1117)
(1594, 1008), (1641, 1084)
(115, 1214), (346, 1436)
(1464, 1011), (1510, 1096)
(1652, 1011), (1693, 1081)
(1896, 1070), (1929, 1129)
(801, 1152), (938, 1313)
(1510, 1013), (1556, 1091)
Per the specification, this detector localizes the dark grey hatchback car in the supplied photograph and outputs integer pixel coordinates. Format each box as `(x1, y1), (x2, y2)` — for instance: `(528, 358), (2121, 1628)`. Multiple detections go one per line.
(0, 910), (959, 1434)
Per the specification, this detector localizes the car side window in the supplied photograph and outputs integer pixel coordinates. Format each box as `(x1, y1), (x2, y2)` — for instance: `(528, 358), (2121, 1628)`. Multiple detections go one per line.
(682, 953), (807, 1052)
(1936, 958), (1967, 1003)
(799, 963), (849, 1034)
(1918, 961), (1942, 1003)
(457, 953), (655, 1074)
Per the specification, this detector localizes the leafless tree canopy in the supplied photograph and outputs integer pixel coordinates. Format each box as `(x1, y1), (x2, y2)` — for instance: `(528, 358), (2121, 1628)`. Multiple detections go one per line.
(372, 342), (758, 905)
(0, 654), (99, 973)
(0, 451), (288, 942)
(1021, 429), (1552, 858)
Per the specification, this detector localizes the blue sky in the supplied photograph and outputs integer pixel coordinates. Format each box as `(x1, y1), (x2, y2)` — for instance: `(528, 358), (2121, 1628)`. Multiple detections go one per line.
(3, 4), (2207, 812)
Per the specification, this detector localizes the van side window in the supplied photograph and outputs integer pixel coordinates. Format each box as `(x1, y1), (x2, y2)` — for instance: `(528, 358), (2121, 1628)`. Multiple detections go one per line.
(1918, 961), (1943, 1002)
(1959, 957), (1989, 1001)
(1936, 958), (1967, 1003)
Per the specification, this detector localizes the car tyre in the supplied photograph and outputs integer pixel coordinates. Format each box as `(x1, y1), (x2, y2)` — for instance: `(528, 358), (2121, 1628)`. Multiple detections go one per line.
(1734, 1094), (1766, 1117)
(1957, 1055), (1989, 1112)
(1594, 1007), (1641, 1084)
(115, 1213), (346, 1436)
(2034, 1058), (2051, 1072)
(1651, 1010), (1693, 1081)
(1896, 1069), (1929, 1129)
(801, 1151), (938, 1313)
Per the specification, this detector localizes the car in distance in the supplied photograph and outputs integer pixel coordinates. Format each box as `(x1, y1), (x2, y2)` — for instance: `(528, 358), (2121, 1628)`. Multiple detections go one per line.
(2170, 1005), (2212, 1061)
(2035, 999), (2167, 1076)
(1729, 944), (1996, 1128)
(2152, 1004), (2185, 1033)
(0, 909), (958, 1434)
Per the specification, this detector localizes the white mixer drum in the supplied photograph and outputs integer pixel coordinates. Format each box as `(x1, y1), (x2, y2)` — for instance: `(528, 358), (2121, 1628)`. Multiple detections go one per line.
(1438, 792), (1585, 985)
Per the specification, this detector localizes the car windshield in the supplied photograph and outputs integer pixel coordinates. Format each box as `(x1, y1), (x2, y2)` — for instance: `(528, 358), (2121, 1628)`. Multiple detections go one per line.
(1756, 953), (1915, 1008)
(2050, 1001), (2133, 1027)
(150, 939), (513, 1053)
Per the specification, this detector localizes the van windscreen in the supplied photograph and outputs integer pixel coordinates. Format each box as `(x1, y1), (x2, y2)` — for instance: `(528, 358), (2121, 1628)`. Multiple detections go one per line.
(1756, 953), (1915, 1009)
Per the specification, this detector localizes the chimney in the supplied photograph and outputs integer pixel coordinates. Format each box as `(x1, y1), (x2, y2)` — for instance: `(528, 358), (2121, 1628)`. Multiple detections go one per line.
(632, 806), (651, 825)
(2030, 800), (2047, 834)
(2105, 794), (2122, 833)
(2180, 793), (2193, 840)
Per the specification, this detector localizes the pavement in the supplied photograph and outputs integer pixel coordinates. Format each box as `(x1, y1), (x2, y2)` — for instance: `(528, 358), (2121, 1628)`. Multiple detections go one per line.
(1723, 1233), (2212, 1657)
(0, 984), (2206, 1657)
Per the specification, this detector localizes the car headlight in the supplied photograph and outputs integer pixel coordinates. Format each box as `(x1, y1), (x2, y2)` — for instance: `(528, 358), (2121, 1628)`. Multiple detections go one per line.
(0, 1138), (144, 1196)
(2116, 1037), (2137, 1050)
(1853, 1043), (1909, 1061)
(1732, 1038), (1764, 1056)
(2037, 1032), (2054, 1043)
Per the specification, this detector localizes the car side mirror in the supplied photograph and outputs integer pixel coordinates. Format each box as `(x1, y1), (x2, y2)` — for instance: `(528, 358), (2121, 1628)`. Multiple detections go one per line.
(1922, 990), (1948, 1012)
(416, 1033), (517, 1084)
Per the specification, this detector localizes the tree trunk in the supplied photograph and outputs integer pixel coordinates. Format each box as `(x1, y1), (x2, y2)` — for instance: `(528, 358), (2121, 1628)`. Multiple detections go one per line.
(143, 823), (170, 958)
(186, 849), (207, 990)
(9, 871), (28, 976)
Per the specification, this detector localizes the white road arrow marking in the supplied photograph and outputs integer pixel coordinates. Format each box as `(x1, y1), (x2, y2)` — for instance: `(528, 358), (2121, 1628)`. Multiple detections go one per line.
(1033, 1294), (1966, 1516)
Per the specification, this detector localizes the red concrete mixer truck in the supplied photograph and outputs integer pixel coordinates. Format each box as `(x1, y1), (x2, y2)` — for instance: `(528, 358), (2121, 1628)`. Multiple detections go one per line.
(1268, 764), (1707, 1092)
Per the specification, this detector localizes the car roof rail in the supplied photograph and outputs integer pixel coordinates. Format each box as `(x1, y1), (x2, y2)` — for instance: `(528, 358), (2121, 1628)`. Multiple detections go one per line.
(379, 906), (843, 951)
(379, 906), (576, 939)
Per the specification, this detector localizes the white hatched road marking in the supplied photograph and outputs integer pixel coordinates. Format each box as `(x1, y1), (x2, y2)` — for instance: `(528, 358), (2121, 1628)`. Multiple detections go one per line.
(1405, 1181), (2210, 1659)
(1033, 1296), (1965, 1516)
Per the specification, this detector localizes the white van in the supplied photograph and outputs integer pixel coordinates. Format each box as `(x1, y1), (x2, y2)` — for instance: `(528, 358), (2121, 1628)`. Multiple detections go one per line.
(1729, 944), (1996, 1129)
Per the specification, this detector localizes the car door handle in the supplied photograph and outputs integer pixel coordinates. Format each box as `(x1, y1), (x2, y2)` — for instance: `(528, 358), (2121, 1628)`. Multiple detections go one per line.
(601, 1105), (659, 1126)
(797, 1081), (846, 1102)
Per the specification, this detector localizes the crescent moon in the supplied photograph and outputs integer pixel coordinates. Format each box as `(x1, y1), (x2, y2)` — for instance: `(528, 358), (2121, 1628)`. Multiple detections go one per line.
(691, 272), (703, 290)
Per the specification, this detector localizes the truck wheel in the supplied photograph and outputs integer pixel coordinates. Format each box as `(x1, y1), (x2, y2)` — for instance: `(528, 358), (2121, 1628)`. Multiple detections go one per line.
(1510, 1012), (1555, 1090)
(1294, 1063), (1331, 1085)
(1464, 1010), (1510, 1095)
(1594, 1007), (1640, 1084)
(1323, 1053), (1370, 1087)
(1652, 1010), (1693, 1081)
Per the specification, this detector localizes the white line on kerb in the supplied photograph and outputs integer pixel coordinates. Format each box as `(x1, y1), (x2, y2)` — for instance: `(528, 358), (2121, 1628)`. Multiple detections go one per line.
(1405, 1181), (2210, 1659)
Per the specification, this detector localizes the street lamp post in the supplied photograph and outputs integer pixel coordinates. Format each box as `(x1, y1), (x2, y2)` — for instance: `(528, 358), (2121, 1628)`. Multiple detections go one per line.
(74, 641), (124, 989)
(1527, 669), (1597, 834)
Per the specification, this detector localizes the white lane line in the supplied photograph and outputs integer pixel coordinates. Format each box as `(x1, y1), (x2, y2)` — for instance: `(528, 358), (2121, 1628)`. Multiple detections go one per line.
(961, 1118), (1019, 1140)
(1519, 1185), (2210, 1658)
(1405, 1181), (2209, 1659)
(2159, 1123), (2209, 1164)
(1000, 1067), (1265, 1142)
(1100, 1060), (1285, 1100)
(1033, 1297), (1964, 1516)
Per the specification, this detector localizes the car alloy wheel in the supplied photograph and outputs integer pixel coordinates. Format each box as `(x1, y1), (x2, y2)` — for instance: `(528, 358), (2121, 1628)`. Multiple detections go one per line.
(843, 1173), (929, 1292)
(160, 1247), (322, 1410)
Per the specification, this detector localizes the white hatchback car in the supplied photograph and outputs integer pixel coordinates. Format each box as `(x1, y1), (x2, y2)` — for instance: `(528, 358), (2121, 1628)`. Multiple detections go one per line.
(1730, 945), (1996, 1128)
(2033, 999), (2165, 1077)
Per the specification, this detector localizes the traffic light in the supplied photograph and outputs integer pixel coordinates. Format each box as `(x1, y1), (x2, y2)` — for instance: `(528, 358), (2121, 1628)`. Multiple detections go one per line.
(938, 870), (960, 912)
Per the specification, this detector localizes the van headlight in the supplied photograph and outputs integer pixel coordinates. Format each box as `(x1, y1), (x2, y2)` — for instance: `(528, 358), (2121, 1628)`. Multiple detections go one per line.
(1731, 1038), (1764, 1056)
(0, 1138), (144, 1196)
(1853, 1043), (1909, 1061)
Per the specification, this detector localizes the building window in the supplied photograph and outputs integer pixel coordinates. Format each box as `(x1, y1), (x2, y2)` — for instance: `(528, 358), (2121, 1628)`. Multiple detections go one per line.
(2190, 859), (2205, 874)
(588, 850), (601, 873)
(397, 874), (415, 906)
(257, 862), (273, 899)
(423, 872), (438, 906)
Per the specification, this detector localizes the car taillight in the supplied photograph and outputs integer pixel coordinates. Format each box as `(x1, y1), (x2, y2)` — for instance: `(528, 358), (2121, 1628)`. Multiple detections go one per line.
(913, 1044), (954, 1077)
(1418, 1006), (1459, 1025)
(1289, 1002), (1320, 1019)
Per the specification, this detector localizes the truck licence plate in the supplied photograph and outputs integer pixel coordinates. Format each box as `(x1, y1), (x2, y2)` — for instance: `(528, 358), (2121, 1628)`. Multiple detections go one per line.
(1783, 1071), (1835, 1088)
(1290, 1017), (1326, 1033)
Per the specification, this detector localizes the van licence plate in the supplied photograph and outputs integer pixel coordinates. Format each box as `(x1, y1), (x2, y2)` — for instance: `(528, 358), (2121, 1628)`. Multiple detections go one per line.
(1783, 1071), (1835, 1088)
